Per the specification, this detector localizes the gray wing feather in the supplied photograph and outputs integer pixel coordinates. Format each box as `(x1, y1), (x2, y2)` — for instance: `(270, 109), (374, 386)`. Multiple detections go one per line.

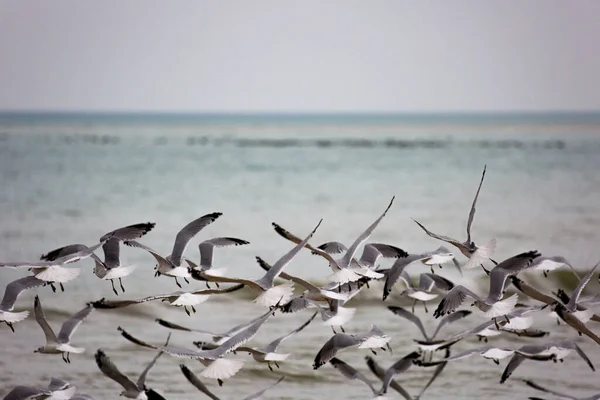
(466, 165), (486, 244)
(33, 295), (57, 343)
(340, 197), (395, 268)
(567, 261), (599, 311)
(364, 356), (412, 400)
(434, 285), (484, 318)
(420, 273), (455, 292)
(431, 310), (472, 340)
(179, 364), (220, 400)
(2, 386), (50, 400)
(40, 244), (88, 261)
(155, 318), (220, 337)
(383, 254), (425, 300)
(387, 306), (428, 340)
(101, 239), (121, 268)
(258, 219), (322, 288)
(118, 327), (206, 359)
(242, 376), (285, 400)
(137, 333), (171, 388)
(381, 352), (420, 394)
(316, 241), (347, 255)
(1, 276), (45, 311)
(412, 219), (465, 252)
(313, 333), (360, 369)
(264, 312), (317, 353)
(95, 349), (139, 392)
(523, 380), (578, 400)
(359, 243), (407, 268)
(57, 304), (94, 343)
(170, 213), (223, 266)
(330, 358), (377, 394)
(198, 237), (249, 269)
(100, 222), (155, 242)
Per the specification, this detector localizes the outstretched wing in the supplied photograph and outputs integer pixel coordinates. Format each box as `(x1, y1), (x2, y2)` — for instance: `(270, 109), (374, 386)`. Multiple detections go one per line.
(387, 306), (428, 340)
(364, 356), (412, 400)
(170, 213), (223, 266)
(100, 222), (156, 242)
(264, 312), (318, 353)
(179, 364), (220, 400)
(95, 349), (139, 393)
(34, 295), (57, 343)
(313, 333), (360, 369)
(412, 219), (465, 251)
(330, 358), (377, 394)
(137, 333), (171, 388)
(242, 376), (285, 400)
(523, 380), (578, 400)
(1, 276), (45, 311)
(466, 165), (486, 244)
(431, 310), (472, 340)
(433, 285), (483, 318)
(567, 261), (599, 312)
(57, 304), (94, 343)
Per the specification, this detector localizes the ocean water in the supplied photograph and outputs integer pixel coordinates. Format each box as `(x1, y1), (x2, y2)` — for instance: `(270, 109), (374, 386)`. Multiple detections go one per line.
(0, 113), (600, 399)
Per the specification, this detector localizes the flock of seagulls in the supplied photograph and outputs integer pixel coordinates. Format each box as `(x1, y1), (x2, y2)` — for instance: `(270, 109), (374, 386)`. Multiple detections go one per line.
(1, 165), (599, 399)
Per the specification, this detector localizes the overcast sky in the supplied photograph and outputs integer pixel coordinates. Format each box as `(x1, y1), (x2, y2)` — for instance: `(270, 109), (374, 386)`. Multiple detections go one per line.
(1, 1), (599, 113)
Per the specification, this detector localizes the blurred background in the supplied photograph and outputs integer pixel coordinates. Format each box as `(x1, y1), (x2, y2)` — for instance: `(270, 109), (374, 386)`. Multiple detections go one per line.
(1, 2), (599, 399)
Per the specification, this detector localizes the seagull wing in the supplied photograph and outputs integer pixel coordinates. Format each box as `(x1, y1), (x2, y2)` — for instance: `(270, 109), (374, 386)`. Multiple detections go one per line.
(510, 277), (557, 306)
(359, 243), (408, 268)
(100, 222), (155, 242)
(419, 273), (455, 292)
(199, 237), (249, 268)
(155, 318), (221, 337)
(118, 327), (207, 359)
(40, 244), (88, 261)
(137, 333), (171, 388)
(567, 261), (599, 312)
(416, 348), (451, 399)
(433, 285), (484, 318)
(466, 165), (486, 244)
(57, 304), (94, 343)
(259, 219), (322, 288)
(381, 352), (421, 394)
(523, 380), (578, 400)
(101, 239), (120, 268)
(412, 219), (465, 252)
(271, 222), (336, 265)
(340, 197), (395, 268)
(242, 376), (285, 400)
(315, 241), (348, 255)
(170, 213), (223, 266)
(364, 356), (412, 400)
(387, 306), (428, 340)
(313, 333), (360, 369)
(330, 358), (377, 394)
(264, 312), (318, 353)
(95, 349), (139, 393)
(382, 254), (424, 300)
(431, 310), (472, 340)
(33, 295), (57, 343)
(2, 386), (51, 400)
(1, 276), (45, 311)
(179, 364), (220, 400)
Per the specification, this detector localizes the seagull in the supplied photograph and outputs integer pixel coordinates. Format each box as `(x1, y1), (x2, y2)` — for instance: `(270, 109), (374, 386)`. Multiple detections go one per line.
(180, 364), (284, 400)
(40, 222), (156, 295)
(272, 197), (400, 284)
(45, 377), (77, 400)
(117, 305), (277, 386)
(195, 312), (317, 371)
(87, 283), (245, 316)
(445, 306), (548, 343)
(193, 219), (323, 307)
(416, 345), (552, 367)
(154, 310), (273, 346)
(281, 298), (357, 333)
(433, 250), (541, 320)
(33, 295), (94, 363)
(185, 237), (250, 286)
(382, 248), (461, 301)
(500, 339), (595, 383)
(412, 165), (497, 273)
(387, 306), (471, 360)
(329, 357), (389, 399)
(511, 269), (600, 345)
(523, 379), (600, 400)
(0, 242), (105, 292)
(124, 213), (222, 288)
(530, 255), (577, 278)
(3, 377), (78, 400)
(1, 276), (46, 332)
(393, 271), (455, 312)
(254, 255), (352, 303)
(364, 356), (412, 400)
(313, 241), (408, 270)
(418, 246), (462, 275)
(313, 325), (392, 369)
(95, 333), (171, 399)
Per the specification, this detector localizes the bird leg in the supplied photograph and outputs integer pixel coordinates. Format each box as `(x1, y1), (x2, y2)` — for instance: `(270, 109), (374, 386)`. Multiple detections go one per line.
(184, 277), (190, 284)
(268, 362), (273, 372)
(217, 379), (223, 387)
(119, 278), (125, 292)
(412, 299), (417, 313)
(480, 264), (490, 275)
(504, 314), (511, 324)
(191, 305), (197, 313)
(184, 307), (191, 317)
(423, 301), (429, 313)
(62, 353), (67, 363)
(484, 337), (488, 343)
(59, 283), (65, 292)
(331, 326), (337, 334)
(494, 318), (500, 330)
(111, 280), (118, 296)
(370, 349), (377, 355)
(5, 321), (14, 332)
(175, 278), (182, 288)
(205, 282), (211, 289)
(386, 342), (393, 354)
(543, 270), (548, 278)
(365, 281), (370, 289)
(493, 359), (499, 365)
(274, 361), (280, 368)
(430, 265), (435, 274)
(67, 352), (71, 363)
(154, 271), (160, 277)
(49, 282), (57, 293)
(214, 282), (220, 288)
(340, 325), (346, 333)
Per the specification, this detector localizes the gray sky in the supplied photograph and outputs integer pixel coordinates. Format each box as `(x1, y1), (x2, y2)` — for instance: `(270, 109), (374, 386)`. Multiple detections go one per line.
(1, 1), (599, 113)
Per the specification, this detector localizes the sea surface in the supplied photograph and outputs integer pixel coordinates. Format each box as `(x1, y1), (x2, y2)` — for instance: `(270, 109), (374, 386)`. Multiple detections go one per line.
(1, 113), (600, 399)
